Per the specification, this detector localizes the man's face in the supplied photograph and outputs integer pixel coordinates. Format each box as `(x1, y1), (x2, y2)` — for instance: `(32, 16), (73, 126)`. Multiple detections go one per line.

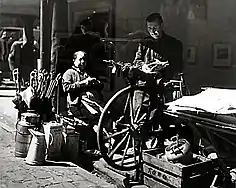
(73, 51), (87, 70)
(146, 20), (163, 40)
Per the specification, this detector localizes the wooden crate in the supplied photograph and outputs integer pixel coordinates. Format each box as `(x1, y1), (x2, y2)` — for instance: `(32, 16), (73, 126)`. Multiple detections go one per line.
(142, 150), (215, 188)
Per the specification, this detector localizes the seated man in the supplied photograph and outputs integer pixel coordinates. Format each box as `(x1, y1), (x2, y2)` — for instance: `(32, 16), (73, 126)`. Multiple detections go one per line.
(62, 51), (103, 156)
(62, 51), (103, 120)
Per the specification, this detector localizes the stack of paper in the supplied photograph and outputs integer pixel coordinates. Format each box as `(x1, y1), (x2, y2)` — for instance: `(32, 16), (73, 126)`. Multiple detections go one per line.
(166, 88), (236, 114)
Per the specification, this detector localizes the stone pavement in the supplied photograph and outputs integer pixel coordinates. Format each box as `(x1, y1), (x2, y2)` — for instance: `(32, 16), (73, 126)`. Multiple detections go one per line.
(0, 87), (117, 188)
(0, 126), (116, 188)
(0, 87), (147, 188)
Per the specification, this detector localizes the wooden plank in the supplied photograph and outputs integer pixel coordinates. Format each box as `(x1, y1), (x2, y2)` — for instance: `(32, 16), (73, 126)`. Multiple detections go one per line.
(143, 151), (213, 178)
(182, 159), (213, 178)
(143, 167), (215, 188)
(143, 176), (171, 188)
(182, 173), (215, 188)
(164, 110), (236, 133)
(143, 151), (183, 176)
(143, 164), (181, 188)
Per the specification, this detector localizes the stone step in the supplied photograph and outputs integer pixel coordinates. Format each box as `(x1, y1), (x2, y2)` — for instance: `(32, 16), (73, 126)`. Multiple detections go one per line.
(0, 79), (27, 90)
(2, 79), (16, 86)
(93, 158), (147, 188)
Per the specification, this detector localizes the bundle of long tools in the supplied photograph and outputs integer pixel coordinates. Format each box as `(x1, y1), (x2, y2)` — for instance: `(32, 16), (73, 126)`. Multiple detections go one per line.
(29, 69), (62, 99)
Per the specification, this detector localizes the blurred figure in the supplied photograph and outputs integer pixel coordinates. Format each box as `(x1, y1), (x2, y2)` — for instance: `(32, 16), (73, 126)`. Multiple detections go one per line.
(0, 30), (10, 79)
(90, 21), (115, 77)
(117, 30), (148, 62)
(65, 18), (102, 78)
(8, 37), (23, 81)
(33, 38), (40, 60)
(8, 31), (38, 83)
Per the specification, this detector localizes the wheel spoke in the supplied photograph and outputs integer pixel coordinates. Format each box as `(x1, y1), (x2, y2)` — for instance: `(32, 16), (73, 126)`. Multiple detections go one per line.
(123, 93), (130, 115)
(129, 91), (135, 125)
(116, 122), (131, 128)
(136, 113), (147, 124)
(134, 92), (145, 123)
(103, 128), (114, 153)
(133, 137), (137, 164)
(105, 128), (129, 140)
(115, 116), (131, 128)
(108, 132), (129, 158)
(134, 106), (141, 123)
(120, 135), (131, 166)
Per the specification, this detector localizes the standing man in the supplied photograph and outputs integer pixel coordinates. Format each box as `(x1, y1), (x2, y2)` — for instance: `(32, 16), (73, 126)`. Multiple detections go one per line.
(134, 12), (183, 80)
(132, 13), (184, 148)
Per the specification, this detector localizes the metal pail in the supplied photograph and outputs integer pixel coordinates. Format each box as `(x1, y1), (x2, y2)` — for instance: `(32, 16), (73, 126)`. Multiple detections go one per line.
(25, 129), (46, 165)
(63, 132), (80, 162)
(43, 121), (63, 160)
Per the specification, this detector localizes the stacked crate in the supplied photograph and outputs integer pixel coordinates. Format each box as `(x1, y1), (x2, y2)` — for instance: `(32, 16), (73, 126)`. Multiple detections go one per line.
(142, 150), (216, 188)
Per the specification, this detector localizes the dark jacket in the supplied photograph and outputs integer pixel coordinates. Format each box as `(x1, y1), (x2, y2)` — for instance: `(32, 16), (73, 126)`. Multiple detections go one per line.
(134, 32), (183, 80)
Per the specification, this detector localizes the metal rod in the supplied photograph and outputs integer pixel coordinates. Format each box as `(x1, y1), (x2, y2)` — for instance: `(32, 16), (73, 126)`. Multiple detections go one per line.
(40, 0), (52, 72)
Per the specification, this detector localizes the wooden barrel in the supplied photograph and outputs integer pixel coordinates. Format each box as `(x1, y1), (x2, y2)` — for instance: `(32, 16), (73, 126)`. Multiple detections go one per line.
(15, 120), (35, 158)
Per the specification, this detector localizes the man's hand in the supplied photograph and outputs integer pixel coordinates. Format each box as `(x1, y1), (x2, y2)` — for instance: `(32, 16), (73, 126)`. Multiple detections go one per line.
(86, 91), (94, 99)
(86, 77), (97, 85)
(76, 77), (97, 86)
(141, 59), (169, 73)
(141, 64), (152, 73)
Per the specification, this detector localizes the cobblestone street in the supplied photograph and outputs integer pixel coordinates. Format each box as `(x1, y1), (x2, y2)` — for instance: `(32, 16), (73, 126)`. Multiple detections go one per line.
(0, 123), (116, 188)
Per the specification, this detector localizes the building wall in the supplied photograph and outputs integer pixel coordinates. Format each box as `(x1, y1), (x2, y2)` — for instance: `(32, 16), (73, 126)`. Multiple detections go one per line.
(67, 0), (236, 94)
(184, 0), (236, 93)
(68, 0), (111, 33)
(115, 0), (236, 94)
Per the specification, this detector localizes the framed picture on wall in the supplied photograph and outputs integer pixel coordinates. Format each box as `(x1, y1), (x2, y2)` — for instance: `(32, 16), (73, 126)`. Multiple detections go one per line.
(186, 46), (196, 63)
(213, 43), (232, 67)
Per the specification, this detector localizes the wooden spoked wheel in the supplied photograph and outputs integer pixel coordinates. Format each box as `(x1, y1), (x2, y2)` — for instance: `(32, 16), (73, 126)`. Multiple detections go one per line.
(97, 85), (161, 171)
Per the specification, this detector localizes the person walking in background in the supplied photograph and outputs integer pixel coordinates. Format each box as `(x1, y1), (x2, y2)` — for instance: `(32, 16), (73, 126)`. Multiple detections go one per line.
(8, 37), (23, 81)
(0, 30), (10, 80)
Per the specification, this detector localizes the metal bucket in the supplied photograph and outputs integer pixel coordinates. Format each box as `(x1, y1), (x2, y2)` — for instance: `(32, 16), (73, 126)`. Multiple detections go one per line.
(15, 120), (35, 158)
(25, 129), (46, 165)
(43, 121), (63, 160)
(63, 132), (80, 162)
(21, 111), (40, 125)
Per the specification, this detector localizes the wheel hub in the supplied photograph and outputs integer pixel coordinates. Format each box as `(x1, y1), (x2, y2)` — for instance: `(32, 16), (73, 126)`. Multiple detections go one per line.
(129, 126), (141, 139)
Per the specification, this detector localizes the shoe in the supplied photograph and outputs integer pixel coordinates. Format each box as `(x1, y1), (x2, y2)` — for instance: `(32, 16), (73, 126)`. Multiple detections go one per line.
(84, 149), (101, 158)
